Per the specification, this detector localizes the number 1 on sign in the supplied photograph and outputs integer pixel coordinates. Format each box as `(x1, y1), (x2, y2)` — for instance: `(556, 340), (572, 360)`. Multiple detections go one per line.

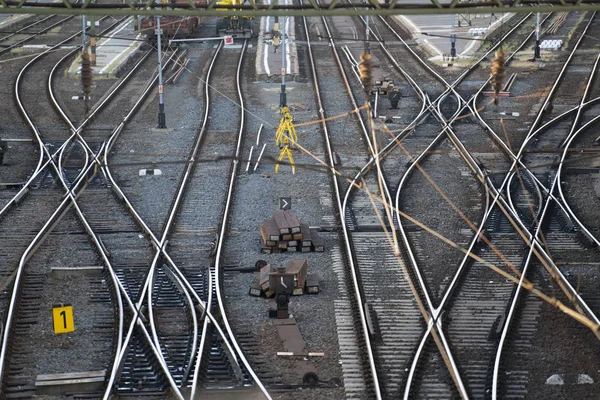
(60, 310), (67, 329)
(52, 305), (74, 334)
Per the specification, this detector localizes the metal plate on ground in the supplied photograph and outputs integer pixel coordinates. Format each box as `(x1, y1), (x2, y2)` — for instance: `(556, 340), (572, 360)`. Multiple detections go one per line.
(274, 318), (304, 353)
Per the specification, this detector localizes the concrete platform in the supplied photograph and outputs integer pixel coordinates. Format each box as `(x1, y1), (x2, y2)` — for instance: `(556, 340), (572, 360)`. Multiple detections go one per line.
(68, 17), (142, 78)
(255, 0), (299, 81)
(0, 14), (34, 30)
(395, 12), (512, 62)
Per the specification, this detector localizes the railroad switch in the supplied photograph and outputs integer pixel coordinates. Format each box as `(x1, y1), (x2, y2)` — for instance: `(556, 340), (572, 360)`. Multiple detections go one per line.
(275, 106), (298, 174)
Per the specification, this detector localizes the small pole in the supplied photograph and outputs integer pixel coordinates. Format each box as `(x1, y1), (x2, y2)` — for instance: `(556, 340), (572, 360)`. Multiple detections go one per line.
(157, 16), (166, 128)
(450, 14), (456, 59)
(90, 37), (97, 66)
(280, 16), (286, 108)
(82, 15), (87, 51)
(365, 2), (370, 54)
(534, 12), (541, 59)
(90, 15), (96, 65)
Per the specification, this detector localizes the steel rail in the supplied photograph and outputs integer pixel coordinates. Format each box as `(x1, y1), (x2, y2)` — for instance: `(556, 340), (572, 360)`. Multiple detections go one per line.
(314, 4), (430, 396)
(556, 105), (600, 244)
(97, 48), (191, 400)
(394, 97), (477, 399)
(498, 17), (600, 313)
(472, 90), (595, 246)
(94, 35), (260, 399)
(103, 41), (228, 397)
(373, 11), (534, 114)
(161, 265), (199, 383)
(0, 15), (117, 218)
(318, 0), (428, 279)
(505, 168), (544, 229)
(0, 15), (74, 55)
(0, 14), (55, 41)
(351, 10), (538, 398)
(187, 39), (238, 400)
(0, 25), (141, 385)
(489, 10), (600, 399)
(142, 54), (208, 375)
(412, 24), (600, 397)
(554, 52), (600, 246)
(100, 46), (243, 397)
(1, 2), (600, 18)
(364, 10), (575, 398)
(33, 22), (185, 398)
(0, 20), (238, 395)
(328, 2), (509, 395)
(464, 29), (600, 326)
(43, 32), (193, 397)
(303, 10), (398, 399)
(327, 8), (524, 398)
(50, 46), (154, 188)
(212, 39), (272, 400)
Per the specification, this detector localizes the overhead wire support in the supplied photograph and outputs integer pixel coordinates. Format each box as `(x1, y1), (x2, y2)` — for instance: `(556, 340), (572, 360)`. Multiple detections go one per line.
(157, 6), (167, 128)
(280, 15), (286, 108)
(3, 1), (600, 17)
(535, 11), (541, 58)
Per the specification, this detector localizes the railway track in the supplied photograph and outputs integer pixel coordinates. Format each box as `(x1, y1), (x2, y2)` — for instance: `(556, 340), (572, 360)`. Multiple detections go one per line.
(101, 36), (273, 398)
(1, 8), (600, 400)
(392, 11), (600, 399)
(0, 15), (76, 56)
(477, 12), (600, 398)
(302, 7), (600, 399)
(0, 16), (146, 398)
(0, 15), (225, 398)
(305, 9), (534, 399)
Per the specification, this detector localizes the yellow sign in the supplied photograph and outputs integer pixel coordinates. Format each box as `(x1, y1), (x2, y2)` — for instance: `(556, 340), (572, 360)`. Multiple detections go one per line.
(52, 304), (74, 334)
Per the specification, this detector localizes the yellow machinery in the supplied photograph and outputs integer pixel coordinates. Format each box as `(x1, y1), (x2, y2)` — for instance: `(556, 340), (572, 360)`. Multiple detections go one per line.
(275, 106), (297, 174)
(216, 0), (253, 38)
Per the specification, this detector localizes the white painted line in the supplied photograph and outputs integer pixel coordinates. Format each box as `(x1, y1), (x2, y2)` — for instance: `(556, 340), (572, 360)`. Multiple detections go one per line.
(399, 16), (443, 57)
(263, 4), (271, 76)
(400, 16), (422, 35)
(263, 0), (292, 75)
(263, 41), (270, 75)
(461, 13), (512, 56)
(460, 37), (479, 57)
(256, 123), (264, 146)
(422, 39), (443, 56)
(254, 143), (267, 172)
(99, 18), (142, 74)
(246, 145), (254, 172)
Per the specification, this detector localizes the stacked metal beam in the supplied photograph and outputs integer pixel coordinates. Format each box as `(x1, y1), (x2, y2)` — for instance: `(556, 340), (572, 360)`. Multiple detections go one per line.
(260, 210), (324, 253)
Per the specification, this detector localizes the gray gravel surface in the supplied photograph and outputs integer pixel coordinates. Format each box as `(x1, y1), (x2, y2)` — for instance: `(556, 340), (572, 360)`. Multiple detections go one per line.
(2, 9), (600, 400)
(221, 35), (346, 398)
(2, 210), (115, 392)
